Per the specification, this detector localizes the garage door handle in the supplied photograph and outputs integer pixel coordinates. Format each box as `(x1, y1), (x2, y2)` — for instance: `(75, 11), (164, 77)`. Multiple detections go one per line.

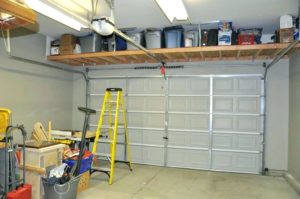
(163, 136), (168, 140)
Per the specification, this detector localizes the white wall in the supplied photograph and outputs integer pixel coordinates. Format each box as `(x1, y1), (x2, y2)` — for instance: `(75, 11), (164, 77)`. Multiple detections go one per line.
(72, 59), (289, 171)
(0, 33), (74, 137)
(288, 51), (300, 182)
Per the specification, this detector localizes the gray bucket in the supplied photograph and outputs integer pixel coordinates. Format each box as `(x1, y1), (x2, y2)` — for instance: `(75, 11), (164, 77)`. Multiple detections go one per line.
(43, 175), (81, 199)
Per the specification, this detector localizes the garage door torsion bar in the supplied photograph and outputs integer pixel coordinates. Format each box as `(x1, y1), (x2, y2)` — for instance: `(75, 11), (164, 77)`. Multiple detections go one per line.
(88, 74), (263, 80)
(264, 40), (299, 80)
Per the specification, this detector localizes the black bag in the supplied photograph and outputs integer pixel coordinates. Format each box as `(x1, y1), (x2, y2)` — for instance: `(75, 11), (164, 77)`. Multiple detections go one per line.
(207, 29), (218, 46)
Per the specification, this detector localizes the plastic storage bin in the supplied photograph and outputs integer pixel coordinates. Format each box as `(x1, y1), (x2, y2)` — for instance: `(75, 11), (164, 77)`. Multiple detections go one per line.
(79, 33), (102, 53)
(115, 35), (127, 51)
(145, 29), (162, 49)
(63, 151), (93, 174)
(164, 26), (183, 48)
(126, 32), (144, 50)
(184, 30), (199, 47)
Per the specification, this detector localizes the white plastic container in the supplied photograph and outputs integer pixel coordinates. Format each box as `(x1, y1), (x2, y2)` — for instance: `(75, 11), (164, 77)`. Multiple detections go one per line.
(145, 29), (162, 49)
(127, 32), (143, 50)
(280, 15), (293, 29)
(184, 30), (199, 47)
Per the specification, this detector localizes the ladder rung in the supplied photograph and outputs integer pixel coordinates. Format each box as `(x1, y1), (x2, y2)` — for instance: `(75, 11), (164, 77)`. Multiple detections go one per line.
(103, 113), (116, 116)
(94, 153), (111, 157)
(98, 139), (113, 143)
(101, 125), (114, 129)
(104, 110), (123, 112)
(106, 101), (118, 103)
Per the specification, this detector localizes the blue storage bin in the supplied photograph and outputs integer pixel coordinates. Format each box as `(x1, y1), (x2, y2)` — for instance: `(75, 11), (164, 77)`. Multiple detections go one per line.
(63, 153), (93, 174)
(115, 35), (127, 51)
(164, 26), (184, 48)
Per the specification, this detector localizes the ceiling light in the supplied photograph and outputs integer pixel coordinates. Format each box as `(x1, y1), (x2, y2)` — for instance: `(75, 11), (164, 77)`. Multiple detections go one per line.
(155, 0), (188, 23)
(24, 0), (87, 31)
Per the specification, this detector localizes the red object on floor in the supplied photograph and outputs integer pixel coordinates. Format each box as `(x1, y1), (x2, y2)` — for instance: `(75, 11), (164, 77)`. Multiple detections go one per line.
(7, 184), (32, 199)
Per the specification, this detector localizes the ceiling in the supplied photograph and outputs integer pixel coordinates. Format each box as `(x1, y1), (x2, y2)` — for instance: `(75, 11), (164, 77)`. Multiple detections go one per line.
(32, 0), (299, 38)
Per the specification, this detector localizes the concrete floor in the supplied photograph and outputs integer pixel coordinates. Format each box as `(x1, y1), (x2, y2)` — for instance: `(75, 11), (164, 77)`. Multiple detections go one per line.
(78, 164), (300, 199)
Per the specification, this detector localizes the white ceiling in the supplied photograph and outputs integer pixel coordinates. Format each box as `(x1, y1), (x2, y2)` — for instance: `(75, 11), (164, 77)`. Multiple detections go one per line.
(34, 0), (299, 38)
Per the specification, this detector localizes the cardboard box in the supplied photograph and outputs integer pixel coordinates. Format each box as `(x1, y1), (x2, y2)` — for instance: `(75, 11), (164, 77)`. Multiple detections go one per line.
(59, 45), (75, 55)
(60, 34), (76, 46)
(279, 28), (294, 43)
(218, 30), (232, 46)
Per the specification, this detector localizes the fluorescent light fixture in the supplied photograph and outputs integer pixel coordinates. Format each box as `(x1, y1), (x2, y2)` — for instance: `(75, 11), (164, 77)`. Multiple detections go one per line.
(24, 0), (87, 31)
(155, 0), (188, 23)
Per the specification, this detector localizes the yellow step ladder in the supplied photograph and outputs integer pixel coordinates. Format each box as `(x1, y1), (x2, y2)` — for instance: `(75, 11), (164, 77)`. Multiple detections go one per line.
(91, 88), (132, 184)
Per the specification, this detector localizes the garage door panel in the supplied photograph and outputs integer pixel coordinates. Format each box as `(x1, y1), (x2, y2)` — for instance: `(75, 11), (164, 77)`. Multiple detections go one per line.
(212, 151), (261, 173)
(131, 145), (143, 163)
(128, 96), (165, 111)
(142, 147), (164, 165)
(169, 114), (209, 130)
(213, 116), (234, 131)
(236, 116), (261, 132)
(237, 78), (261, 94)
(128, 113), (165, 128)
(214, 77), (261, 95)
(128, 79), (165, 94)
(236, 97), (260, 113)
(91, 79), (126, 94)
(169, 97), (209, 112)
(129, 129), (164, 145)
(167, 148), (209, 169)
(90, 97), (104, 109)
(131, 146), (164, 165)
(88, 75), (264, 174)
(168, 131), (209, 148)
(214, 97), (260, 114)
(214, 97), (234, 112)
(213, 134), (261, 151)
(169, 78), (210, 94)
(214, 78), (234, 93)
(213, 116), (261, 132)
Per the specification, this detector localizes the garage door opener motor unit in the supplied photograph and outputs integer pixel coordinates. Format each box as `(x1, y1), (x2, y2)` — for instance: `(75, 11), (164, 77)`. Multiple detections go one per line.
(91, 88), (132, 185)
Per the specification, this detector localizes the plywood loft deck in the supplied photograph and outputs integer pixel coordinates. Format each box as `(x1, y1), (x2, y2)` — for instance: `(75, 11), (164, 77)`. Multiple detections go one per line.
(0, 0), (36, 30)
(47, 43), (300, 66)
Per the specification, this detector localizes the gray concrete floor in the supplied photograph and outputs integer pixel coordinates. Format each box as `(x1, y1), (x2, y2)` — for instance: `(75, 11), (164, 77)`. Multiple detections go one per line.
(78, 164), (300, 199)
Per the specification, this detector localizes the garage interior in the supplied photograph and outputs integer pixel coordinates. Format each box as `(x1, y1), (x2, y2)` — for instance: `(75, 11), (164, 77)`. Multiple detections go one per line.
(0, 0), (300, 199)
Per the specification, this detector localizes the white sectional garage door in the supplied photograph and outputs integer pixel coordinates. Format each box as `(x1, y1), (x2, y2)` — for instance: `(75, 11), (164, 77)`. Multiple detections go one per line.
(88, 74), (264, 174)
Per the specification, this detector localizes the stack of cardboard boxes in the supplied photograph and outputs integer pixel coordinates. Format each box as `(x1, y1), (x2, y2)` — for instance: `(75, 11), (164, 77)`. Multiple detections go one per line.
(59, 34), (77, 55)
(278, 15), (294, 43)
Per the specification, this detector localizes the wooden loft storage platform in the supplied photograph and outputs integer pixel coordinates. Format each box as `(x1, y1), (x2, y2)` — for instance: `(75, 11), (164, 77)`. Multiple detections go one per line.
(0, 0), (36, 30)
(48, 43), (300, 67)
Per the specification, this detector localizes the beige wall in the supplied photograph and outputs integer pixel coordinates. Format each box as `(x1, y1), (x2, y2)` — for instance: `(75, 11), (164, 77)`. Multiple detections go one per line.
(0, 33), (74, 137)
(289, 51), (300, 182)
(72, 60), (290, 171)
